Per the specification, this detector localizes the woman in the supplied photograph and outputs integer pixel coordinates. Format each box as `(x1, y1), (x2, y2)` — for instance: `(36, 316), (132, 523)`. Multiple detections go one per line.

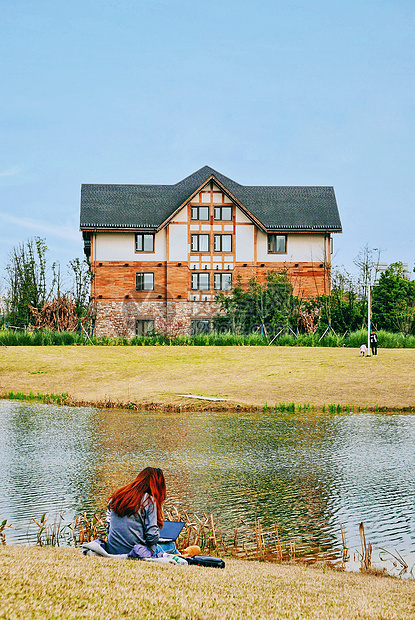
(106, 467), (169, 558)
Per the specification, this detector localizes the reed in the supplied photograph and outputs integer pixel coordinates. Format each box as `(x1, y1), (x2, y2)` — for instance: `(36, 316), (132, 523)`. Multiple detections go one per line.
(378, 547), (408, 576)
(340, 523), (349, 564)
(23, 507), (337, 564)
(0, 518), (14, 545)
(70, 513), (107, 545)
(8, 508), (411, 577)
(164, 507), (338, 565)
(359, 521), (372, 571)
(31, 513), (65, 547)
(29, 512), (106, 547)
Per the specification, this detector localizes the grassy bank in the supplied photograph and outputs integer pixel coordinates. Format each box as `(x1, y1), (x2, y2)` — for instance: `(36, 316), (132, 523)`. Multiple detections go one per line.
(1, 546), (414, 620)
(0, 345), (414, 410)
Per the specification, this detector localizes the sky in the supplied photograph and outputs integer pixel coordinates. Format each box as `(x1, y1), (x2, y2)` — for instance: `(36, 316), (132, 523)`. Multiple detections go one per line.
(1, 0), (414, 292)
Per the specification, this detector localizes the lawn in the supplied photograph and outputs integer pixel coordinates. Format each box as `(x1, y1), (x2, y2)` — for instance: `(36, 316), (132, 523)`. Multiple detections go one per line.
(0, 345), (414, 410)
(1, 546), (414, 620)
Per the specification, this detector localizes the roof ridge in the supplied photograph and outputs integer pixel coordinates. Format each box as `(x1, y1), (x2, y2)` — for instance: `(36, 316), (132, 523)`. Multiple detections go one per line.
(80, 168), (342, 232)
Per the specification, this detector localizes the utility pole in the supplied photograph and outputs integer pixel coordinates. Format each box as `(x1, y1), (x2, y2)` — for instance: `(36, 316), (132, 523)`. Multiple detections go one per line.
(367, 282), (371, 357)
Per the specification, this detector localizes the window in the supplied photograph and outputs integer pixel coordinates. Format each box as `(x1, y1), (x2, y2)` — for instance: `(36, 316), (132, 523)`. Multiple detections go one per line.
(135, 233), (154, 252)
(268, 234), (287, 254)
(191, 205), (209, 220)
(191, 320), (210, 335)
(191, 234), (210, 252)
(136, 319), (154, 336)
(214, 206), (232, 221)
(214, 273), (232, 291)
(136, 272), (154, 291)
(214, 234), (232, 252)
(191, 273), (210, 290)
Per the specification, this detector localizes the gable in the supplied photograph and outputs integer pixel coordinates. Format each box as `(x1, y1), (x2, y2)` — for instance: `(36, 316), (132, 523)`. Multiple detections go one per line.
(168, 180), (258, 228)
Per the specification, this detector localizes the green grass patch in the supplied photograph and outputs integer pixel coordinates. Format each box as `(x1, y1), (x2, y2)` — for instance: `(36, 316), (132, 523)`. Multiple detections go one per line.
(5, 390), (70, 405)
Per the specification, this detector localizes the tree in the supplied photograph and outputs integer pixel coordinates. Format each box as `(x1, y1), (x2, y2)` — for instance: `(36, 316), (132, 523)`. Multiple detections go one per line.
(4, 237), (50, 327)
(318, 267), (364, 333)
(372, 263), (415, 334)
(4, 237), (93, 329)
(67, 258), (92, 317)
(354, 245), (382, 297)
(214, 272), (297, 335)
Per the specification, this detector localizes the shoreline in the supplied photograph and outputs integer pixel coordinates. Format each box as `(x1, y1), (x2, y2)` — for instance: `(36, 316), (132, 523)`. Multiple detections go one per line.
(1, 391), (415, 413)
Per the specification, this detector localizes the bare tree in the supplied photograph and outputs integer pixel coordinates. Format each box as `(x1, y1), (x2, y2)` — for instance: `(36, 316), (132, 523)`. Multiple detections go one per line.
(354, 245), (382, 298)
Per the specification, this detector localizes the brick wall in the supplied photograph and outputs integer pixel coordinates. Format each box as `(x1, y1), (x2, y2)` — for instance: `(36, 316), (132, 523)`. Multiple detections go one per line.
(92, 262), (329, 337)
(233, 262), (329, 298)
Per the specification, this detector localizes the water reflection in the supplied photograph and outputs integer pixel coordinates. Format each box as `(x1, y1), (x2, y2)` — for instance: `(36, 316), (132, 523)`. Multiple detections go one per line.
(1, 400), (414, 573)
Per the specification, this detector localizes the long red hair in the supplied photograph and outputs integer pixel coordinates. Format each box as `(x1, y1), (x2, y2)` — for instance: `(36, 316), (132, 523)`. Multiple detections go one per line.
(109, 467), (166, 528)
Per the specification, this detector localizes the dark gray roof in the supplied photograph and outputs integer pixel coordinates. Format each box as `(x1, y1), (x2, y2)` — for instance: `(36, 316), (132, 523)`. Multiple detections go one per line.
(80, 166), (342, 232)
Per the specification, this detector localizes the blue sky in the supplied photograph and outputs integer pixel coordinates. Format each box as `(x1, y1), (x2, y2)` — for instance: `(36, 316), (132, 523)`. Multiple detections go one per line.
(1, 0), (414, 290)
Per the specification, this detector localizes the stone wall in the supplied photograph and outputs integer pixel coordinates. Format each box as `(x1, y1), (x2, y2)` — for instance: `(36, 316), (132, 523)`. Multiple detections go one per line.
(95, 299), (221, 338)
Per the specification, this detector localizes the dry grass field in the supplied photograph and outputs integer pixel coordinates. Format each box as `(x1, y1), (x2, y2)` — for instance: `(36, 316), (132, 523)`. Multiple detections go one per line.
(1, 546), (414, 620)
(0, 345), (414, 410)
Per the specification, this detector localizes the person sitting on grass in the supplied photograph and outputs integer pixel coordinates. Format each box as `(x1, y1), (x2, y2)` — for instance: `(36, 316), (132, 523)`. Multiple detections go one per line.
(106, 466), (177, 559)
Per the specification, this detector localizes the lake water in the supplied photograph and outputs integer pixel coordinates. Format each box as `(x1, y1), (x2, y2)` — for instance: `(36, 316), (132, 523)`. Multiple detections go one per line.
(1, 400), (414, 576)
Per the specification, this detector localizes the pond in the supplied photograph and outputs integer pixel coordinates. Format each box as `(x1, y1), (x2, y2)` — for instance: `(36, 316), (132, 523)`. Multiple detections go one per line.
(1, 400), (414, 576)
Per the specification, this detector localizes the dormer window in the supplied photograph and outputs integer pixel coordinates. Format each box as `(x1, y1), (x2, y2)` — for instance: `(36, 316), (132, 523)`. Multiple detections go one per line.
(135, 233), (154, 252)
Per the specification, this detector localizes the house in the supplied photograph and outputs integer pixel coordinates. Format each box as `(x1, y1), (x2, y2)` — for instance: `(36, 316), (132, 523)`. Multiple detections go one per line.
(80, 166), (342, 337)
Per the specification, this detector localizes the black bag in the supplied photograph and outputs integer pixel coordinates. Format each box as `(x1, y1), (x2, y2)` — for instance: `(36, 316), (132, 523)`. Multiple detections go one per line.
(185, 555), (225, 569)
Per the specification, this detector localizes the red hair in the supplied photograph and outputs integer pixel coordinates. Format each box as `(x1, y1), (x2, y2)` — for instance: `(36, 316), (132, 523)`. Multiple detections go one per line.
(109, 467), (166, 528)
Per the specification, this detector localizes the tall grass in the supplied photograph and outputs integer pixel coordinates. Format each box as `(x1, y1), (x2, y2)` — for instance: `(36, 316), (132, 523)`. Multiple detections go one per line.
(0, 329), (85, 346)
(1, 327), (415, 347)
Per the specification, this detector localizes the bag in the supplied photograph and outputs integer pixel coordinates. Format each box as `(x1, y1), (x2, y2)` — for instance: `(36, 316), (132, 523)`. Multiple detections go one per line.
(185, 555), (225, 568)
